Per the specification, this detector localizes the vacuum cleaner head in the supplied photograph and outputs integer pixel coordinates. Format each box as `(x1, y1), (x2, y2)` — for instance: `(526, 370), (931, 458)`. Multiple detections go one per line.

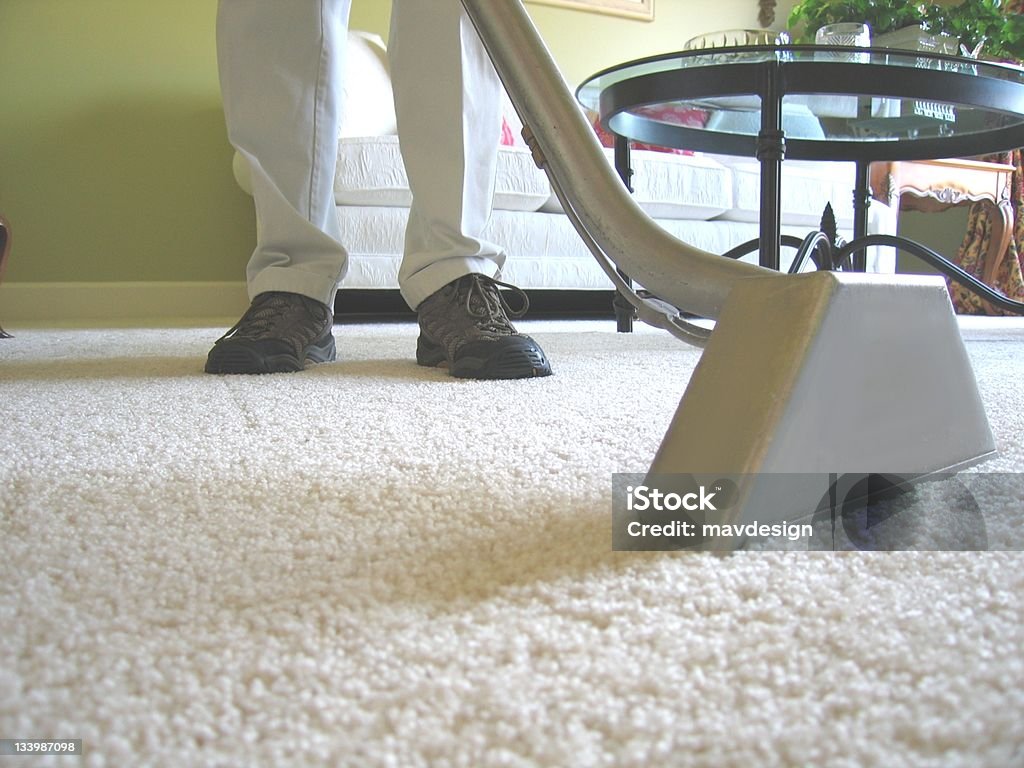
(646, 270), (995, 547)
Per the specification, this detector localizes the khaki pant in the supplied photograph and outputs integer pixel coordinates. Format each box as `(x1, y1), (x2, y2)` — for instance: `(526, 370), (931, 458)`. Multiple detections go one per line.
(216, 0), (505, 309)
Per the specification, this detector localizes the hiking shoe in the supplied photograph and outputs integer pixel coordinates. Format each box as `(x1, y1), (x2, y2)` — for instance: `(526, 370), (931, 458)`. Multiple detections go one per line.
(205, 291), (335, 374)
(416, 274), (552, 379)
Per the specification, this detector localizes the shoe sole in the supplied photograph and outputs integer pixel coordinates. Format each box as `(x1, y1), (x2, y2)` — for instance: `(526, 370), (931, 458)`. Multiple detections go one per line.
(205, 335), (336, 374)
(417, 335), (553, 379)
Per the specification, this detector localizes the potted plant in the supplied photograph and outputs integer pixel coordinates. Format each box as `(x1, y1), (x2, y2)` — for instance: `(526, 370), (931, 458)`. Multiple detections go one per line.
(787, 0), (1024, 61)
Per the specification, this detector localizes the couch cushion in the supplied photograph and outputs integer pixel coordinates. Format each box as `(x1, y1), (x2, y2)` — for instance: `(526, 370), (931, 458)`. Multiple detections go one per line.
(704, 103), (825, 141)
(710, 156), (857, 227)
(340, 31), (397, 138)
(539, 148), (733, 221)
(333, 136), (551, 212)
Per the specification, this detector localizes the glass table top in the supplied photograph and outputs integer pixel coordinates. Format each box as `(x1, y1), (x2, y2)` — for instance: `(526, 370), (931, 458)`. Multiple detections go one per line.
(577, 46), (1024, 161)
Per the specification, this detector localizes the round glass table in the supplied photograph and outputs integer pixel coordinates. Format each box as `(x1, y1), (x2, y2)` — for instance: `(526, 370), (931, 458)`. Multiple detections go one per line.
(578, 45), (1024, 313)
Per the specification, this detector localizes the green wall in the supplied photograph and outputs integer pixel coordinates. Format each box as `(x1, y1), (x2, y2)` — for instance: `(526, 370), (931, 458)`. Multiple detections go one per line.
(0, 0), (780, 287)
(1, 1), (227, 283)
(0, 0), (248, 284)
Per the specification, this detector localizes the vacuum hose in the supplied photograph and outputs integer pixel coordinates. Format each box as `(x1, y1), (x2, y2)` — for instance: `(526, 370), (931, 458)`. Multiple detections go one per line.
(460, 0), (771, 321)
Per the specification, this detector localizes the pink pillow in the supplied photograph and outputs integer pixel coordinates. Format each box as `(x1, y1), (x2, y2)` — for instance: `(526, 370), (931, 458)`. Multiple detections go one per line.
(500, 118), (516, 146)
(590, 105), (708, 155)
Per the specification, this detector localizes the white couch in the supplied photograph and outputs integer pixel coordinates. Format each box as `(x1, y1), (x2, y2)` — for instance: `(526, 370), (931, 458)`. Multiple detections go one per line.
(233, 31), (897, 300)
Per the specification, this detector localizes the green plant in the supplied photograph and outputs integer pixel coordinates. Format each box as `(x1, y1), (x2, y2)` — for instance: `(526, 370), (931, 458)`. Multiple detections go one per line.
(922, 1), (1024, 60)
(788, 0), (926, 39)
(787, 0), (1024, 61)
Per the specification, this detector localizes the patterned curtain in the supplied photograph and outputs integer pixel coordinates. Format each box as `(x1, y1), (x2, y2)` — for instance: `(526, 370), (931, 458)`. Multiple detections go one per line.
(949, 0), (1024, 314)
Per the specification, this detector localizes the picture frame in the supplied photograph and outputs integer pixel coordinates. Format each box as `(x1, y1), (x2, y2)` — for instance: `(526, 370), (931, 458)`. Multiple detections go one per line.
(526, 0), (654, 22)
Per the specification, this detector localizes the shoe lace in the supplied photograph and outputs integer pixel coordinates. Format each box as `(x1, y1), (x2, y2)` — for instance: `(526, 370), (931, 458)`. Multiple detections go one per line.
(461, 275), (529, 333)
(215, 292), (315, 343)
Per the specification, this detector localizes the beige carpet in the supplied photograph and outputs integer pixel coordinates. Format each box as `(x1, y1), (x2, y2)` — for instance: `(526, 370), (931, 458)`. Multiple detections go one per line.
(1, 319), (1022, 767)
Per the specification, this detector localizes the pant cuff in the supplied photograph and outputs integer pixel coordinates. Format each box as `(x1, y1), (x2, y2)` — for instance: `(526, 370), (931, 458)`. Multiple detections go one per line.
(248, 266), (342, 308)
(399, 256), (502, 309)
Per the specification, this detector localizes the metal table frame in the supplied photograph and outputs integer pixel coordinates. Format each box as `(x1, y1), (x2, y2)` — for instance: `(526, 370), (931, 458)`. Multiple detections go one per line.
(581, 45), (1024, 326)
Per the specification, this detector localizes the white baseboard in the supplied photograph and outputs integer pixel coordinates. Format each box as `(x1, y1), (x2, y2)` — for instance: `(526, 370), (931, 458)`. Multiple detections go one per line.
(0, 282), (251, 326)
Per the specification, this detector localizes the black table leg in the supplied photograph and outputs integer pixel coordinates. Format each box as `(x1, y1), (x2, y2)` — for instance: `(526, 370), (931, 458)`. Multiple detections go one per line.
(613, 134), (637, 332)
(757, 61), (785, 271)
(850, 159), (872, 272)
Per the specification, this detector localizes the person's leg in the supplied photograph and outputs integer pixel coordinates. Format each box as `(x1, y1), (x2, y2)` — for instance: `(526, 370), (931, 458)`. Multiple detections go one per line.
(207, 0), (351, 374)
(389, 0), (503, 307)
(389, 0), (552, 378)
